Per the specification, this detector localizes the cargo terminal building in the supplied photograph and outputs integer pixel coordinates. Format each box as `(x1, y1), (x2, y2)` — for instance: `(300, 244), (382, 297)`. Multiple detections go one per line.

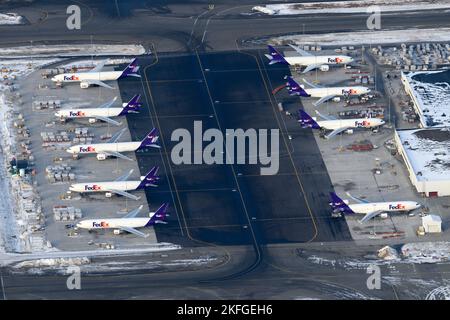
(395, 127), (450, 197)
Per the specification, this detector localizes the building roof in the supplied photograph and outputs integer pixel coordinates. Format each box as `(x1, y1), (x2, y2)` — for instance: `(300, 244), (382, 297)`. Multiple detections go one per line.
(403, 69), (450, 127)
(397, 127), (450, 181)
(422, 214), (442, 223)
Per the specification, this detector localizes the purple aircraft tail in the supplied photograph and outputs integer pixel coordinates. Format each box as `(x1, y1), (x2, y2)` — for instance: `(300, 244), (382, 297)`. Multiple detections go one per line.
(119, 58), (141, 79)
(137, 166), (159, 189)
(146, 203), (169, 226)
(297, 109), (321, 129)
(287, 77), (310, 97)
(137, 128), (159, 150)
(118, 94), (141, 115)
(329, 192), (355, 215)
(265, 45), (288, 65)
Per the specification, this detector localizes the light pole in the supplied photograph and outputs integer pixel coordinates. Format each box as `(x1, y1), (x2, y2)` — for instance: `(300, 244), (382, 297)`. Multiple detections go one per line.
(90, 35), (93, 66)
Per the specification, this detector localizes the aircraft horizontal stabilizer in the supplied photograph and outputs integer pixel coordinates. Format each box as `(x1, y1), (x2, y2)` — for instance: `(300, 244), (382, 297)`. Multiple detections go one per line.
(95, 115), (122, 126)
(119, 225), (149, 238)
(359, 210), (383, 224)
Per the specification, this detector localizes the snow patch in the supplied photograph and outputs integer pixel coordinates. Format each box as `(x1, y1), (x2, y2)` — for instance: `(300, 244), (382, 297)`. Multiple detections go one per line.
(269, 28), (450, 47)
(13, 257), (90, 269)
(0, 13), (24, 25)
(252, 1), (450, 15)
(0, 44), (146, 59)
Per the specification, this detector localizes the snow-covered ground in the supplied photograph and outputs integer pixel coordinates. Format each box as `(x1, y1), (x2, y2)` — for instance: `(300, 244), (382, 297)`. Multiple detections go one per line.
(252, 0), (450, 15)
(0, 58), (61, 253)
(10, 255), (217, 275)
(0, 13), (24, 25)
(59, 58), (134, 70)
(0, 44), (146, 59)
(0, 243), (181, 268)
(306, 242), (450, 270)
(269, 28), (450, 47)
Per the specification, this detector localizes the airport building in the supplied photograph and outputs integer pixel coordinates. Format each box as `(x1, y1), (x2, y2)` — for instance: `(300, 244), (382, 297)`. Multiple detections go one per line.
(401, 69), (450, 128)
(395, 127), (450, 197)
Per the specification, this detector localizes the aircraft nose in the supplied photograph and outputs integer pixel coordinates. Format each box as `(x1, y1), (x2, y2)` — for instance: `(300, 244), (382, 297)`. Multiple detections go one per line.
(66, 148), (73, 153)
(416, 202), (421, 208)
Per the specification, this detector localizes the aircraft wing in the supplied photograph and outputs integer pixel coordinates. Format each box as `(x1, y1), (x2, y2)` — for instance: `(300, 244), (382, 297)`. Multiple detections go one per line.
(346, 192), (369, 204)
(302, 64), (322, 73)
(288, 44), (313, 56)
(359, 210), (383, 224)
(106, 189), (140, 200)
(325, 126), (351, 139)
(115, 169), (134, 182)
(89, 60), (108, 73)
(98, 96), (118, 108)
(119, 225), (149, 238)
(314, 110), (336, 121)
(108, 128), (126, 143)
(124, 205), (144, 218)
(102, 151), (134, 161)
(94, 115), (122, 126)
(83, 79), (114, 89)
(302, 78), (322, 89)
(313, 95), (337, 106)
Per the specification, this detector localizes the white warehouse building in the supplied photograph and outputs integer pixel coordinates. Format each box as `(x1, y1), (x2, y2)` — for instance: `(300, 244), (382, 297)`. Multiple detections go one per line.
(395, 127), (450, 197)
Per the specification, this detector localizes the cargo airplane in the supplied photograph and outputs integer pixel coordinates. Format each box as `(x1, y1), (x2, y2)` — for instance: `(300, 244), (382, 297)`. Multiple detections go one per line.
(286, 77), (370, 106)
(329, 192), (421, 223)
(76, 203), (169, 238)
(265, 45), (353, 73)
(51, 58), (140, 89)
(67, 128), (160, 161)
(55, 94), (141, 126)
(298, 109), (385, 139)
(69, 167), (159, 201)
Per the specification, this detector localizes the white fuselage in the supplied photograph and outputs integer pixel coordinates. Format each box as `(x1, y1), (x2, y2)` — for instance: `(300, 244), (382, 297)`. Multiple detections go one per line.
(318, 118), (384, 130)
(69, 181), (141, 193)
(52, 71), (122, 83)
(67, 142), (141, 155)
(306, 86), (370, 98)
(77, 217), (150, 230)
(349, 201), (421, 215)
(285, 55), (352, 67)
(55, 108), (123, 119)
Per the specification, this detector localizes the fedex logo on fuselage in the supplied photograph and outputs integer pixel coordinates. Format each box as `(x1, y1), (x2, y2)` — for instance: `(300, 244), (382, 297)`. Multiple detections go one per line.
(342, 88), (357, 95)
(69, 111), (86, 117)
(389, 203), (406, 210)
(92, 221), (109, 228)
(64, 75), (80, 81)
(84, 184), (102, 191)
(355, 120), (371, 127)
(328, 57), (344, 64)
(79, 146), (96, 153)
